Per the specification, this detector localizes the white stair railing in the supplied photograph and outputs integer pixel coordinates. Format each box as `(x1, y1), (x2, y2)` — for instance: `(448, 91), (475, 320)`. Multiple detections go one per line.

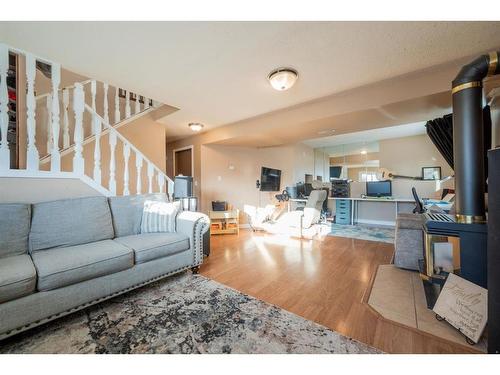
(0, 43), (174, 198)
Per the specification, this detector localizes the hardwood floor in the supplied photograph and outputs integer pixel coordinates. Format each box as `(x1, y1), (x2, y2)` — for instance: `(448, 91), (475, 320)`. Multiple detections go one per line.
(200, 229), (478, 354)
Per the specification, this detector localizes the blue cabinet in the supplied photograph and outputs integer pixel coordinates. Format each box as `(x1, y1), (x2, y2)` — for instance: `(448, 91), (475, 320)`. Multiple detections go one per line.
(335, 199), (351, 225)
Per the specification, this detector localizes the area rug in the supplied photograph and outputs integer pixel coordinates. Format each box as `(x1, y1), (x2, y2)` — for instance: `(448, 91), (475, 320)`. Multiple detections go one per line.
(328, 224), (395, 244)
(0, 273), (379, 354)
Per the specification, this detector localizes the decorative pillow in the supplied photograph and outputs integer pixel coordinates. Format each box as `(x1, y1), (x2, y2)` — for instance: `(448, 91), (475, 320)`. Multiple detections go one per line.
(140, 200), (180, 234)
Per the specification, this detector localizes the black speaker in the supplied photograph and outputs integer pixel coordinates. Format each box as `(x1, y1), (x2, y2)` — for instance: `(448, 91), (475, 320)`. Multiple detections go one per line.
(488, 148), (500, 353)
(174, 175), (193, 199)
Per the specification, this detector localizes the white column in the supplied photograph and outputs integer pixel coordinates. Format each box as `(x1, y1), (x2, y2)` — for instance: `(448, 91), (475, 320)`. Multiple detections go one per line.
(125, 90), (131, 118)
(46, 95), (53, 155)
(109, 131), (117, 195)
(72, 83), (85, 175)
(134, 94), (140, 114)
(62, 89), (70, 149)
(158, 173), (165, 194)
(103, 83), (109, 124)
(25, 53), (39, 171)
(114, 87), (120, 124)
(143, 97), (149, 110)
(90, 80), (96, 135)
(0, 44), (10, 169)
(93, 114), (102, 184)
(147, 163), (154, 193)
(123, 143), (130, 195)
(135, 153), (143, 194)
(50, 63), (61, 172)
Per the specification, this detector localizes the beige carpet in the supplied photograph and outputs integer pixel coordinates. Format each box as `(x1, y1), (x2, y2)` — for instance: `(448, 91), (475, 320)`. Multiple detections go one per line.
(368, 265), (486, 353)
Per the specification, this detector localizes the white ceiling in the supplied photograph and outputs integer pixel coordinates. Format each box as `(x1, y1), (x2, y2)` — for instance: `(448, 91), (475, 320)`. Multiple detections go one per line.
(303, 121), (428, 149)
(2, 21), (500, 140)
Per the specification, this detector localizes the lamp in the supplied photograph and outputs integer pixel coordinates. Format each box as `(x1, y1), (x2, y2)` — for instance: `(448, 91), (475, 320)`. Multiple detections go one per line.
(268, 68), (298, 91)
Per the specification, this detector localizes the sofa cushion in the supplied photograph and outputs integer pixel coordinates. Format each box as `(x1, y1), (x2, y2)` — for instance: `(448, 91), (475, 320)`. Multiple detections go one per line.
(140, 200), (180, 234)
(31, 240), (134, 291)
(0, 204), (31, 258)
(29, 196), (114, 252)
(108, 194), (169, 238)
(114, 232), (190, 264)
(396, 213), (424, 230)
(0, 255), (36, 303)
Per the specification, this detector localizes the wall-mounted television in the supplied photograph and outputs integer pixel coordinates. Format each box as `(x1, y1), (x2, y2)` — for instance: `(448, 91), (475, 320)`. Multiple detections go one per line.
(366, 180), (392, 197)
(260, 167), (281, 192)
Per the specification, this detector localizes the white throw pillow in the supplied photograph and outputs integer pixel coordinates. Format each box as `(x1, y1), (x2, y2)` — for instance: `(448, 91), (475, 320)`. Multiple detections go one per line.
(140, 200), (180, 233)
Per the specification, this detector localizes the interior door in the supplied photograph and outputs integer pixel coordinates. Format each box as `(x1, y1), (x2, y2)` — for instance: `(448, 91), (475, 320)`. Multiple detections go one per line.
(174, 148), (192, 176)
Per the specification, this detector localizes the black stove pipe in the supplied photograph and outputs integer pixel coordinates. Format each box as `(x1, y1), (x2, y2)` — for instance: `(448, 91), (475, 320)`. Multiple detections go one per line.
(452, 51), (500, 223)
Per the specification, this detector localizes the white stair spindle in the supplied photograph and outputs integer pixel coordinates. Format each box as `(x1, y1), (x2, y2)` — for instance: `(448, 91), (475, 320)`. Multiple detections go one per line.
(123, 143), (131, 195)
(90, 80), (96, 135)
(125, 90), (131, 118)
(167, 179), (174, 201)
(93, 114), (102, 184)
(158, 173), (165, 194)
(50, 63), (61, 172)
(25, 53), (39, 171)
(109, 131), (117, 195)
(135, 153), (143, 194)
(103, 83), (109, 124)
(147, 163), (154, 193)
(62, 89), (70, 149)
(134, 93), (140, 114)
(143, 97), (149, 110)
(72, 83), (85, 175)
(0, 44), (10, 169)
(114, 87), (120, 124)
(46, 95), (53, 155)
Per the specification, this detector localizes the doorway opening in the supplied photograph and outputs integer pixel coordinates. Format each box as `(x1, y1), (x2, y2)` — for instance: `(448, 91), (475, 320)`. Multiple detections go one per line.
(173, 146), (194, 177)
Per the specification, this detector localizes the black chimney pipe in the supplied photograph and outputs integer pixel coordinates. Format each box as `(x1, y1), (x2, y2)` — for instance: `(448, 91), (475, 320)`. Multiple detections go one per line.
(452, 51), (500, 223)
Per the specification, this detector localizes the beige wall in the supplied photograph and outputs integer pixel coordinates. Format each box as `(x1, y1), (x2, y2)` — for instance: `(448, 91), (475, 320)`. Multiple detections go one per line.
(378, 134), (453, 178)
(198, 143), (314, 222)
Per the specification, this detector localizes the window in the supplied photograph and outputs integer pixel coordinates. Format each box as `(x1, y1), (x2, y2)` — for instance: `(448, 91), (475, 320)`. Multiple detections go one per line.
(359, 171), (378, 182)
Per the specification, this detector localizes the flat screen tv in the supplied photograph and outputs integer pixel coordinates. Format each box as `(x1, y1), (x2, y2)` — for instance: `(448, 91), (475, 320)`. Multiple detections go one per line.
(330, 166), (342, 179)
(366, 180), (392, 197)
(260, 167), (281, 192)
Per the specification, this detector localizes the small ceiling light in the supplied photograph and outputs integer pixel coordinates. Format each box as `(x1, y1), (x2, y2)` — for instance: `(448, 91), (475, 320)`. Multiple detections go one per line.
(268, 68), (298, 91)
(189, 123), (204, 132)
(360, 150), (368, 155)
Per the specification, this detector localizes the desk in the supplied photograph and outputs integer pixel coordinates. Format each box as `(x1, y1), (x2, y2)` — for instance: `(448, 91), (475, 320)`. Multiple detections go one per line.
(288, 197), (416, 226)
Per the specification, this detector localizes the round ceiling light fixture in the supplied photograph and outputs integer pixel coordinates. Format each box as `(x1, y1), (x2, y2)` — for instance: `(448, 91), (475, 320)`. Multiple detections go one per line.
(189, 123), (204, 132)
(268, 68), (298, 91)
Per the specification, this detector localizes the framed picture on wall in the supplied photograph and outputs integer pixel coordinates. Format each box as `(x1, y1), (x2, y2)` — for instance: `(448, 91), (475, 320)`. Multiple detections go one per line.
(422, 166), (441, 180)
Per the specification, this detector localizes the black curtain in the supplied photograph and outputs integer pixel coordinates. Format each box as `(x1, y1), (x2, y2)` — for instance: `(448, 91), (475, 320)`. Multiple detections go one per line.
(425, 105), (492, 184)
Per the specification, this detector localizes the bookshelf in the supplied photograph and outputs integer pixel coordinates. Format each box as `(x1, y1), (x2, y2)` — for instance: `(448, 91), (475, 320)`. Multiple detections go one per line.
(209, 209), (240, 235)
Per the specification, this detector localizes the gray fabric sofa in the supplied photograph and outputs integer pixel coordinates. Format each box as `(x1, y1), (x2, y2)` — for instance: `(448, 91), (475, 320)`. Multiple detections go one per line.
(394, 213), (424, 271)
(0, 194), (209, 340)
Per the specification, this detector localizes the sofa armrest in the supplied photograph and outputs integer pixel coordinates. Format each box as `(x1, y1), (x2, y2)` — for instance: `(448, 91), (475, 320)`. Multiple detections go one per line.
(176, 211), (210, 266)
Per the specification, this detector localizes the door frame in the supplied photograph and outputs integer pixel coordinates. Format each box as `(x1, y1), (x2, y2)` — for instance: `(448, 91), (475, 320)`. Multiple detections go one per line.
(172, 145), (194, 177)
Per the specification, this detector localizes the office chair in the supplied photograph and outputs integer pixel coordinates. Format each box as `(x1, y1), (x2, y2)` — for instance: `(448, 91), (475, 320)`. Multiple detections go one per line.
(412, 187), (425, 214)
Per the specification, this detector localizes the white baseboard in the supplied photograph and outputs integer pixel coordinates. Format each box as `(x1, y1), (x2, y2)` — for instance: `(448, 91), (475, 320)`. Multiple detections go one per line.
(356, 219), (395, 227)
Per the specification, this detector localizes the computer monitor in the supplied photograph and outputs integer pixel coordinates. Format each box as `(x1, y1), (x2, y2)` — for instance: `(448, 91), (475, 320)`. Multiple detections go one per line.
(366, 180), (392, 197)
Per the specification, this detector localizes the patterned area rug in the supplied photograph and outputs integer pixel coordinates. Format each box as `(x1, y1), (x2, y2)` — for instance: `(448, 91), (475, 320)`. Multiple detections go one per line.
(0, 273), (379, 354)
(328, 224), (395, 243)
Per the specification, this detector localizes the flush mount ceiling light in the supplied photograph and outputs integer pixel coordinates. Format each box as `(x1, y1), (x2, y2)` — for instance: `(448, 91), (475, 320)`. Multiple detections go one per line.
(189, 123), (204, 132)
(360, 150), (368, 155)
(268, 68), (298, 91)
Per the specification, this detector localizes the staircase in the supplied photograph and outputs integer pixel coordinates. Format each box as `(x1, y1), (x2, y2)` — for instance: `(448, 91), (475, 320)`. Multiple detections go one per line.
(0, 43), (174, 200)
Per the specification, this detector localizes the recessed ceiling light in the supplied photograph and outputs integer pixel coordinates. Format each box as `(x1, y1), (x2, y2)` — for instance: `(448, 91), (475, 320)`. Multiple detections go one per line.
(189, 123), (204, 132)
(360, 150), (368, 155)
(268, 68), (298, 91)
(318, 129), (336, 135)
